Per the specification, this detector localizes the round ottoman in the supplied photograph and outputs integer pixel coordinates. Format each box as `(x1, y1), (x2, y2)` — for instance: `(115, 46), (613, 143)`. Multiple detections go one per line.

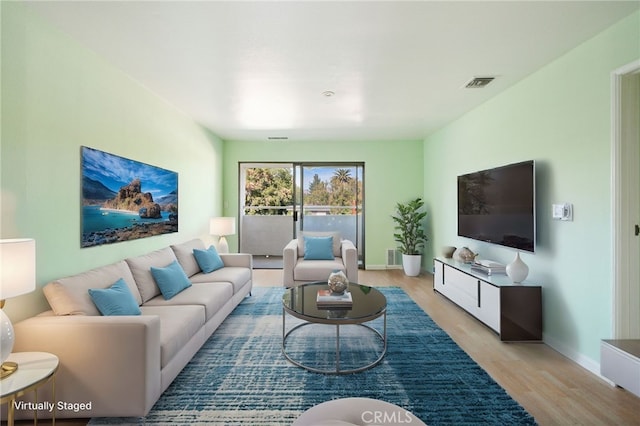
(292, 397), (427, 426)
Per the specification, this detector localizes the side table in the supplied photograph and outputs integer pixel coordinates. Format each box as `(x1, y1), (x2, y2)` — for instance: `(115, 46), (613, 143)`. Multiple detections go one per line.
(0, 352), (59, 426)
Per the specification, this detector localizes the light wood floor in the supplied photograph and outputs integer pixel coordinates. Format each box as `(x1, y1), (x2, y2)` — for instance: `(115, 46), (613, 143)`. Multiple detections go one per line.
(256, 268), (640, 426)
(15, 268), (640, 426)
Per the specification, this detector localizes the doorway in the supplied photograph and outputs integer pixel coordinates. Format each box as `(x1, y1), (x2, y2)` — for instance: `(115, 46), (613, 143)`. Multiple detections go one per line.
(295, 163), (365, 267)
(612, 60), (640, 338)
(239, 163), (294, 268)
(239, 162), (365, 269)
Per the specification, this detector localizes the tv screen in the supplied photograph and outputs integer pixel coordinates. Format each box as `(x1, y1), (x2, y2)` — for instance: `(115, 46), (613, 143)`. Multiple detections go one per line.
(458, 160), (535, 252)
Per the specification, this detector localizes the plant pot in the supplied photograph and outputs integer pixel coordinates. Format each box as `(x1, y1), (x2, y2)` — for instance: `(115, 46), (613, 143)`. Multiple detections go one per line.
(402, 254), (422, 276)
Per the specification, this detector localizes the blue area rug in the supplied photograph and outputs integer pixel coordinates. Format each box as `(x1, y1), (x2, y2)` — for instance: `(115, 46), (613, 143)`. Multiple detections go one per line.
(90, 287), (536, 425)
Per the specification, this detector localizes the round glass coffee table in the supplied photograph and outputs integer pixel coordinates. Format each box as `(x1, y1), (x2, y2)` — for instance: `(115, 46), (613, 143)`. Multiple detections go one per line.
(282, 282), (387, 374)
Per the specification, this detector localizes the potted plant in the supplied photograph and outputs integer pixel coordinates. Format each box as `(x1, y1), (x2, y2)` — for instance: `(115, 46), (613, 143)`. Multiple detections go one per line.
(391, 197), (428, 276)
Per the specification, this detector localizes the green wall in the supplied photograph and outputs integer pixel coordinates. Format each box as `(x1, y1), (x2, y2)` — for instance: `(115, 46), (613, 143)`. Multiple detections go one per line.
(3, 0), (636, 374)
(424, 11), (640, 368)
(1, 4), (225, 322)
(223, 140), (424, 267)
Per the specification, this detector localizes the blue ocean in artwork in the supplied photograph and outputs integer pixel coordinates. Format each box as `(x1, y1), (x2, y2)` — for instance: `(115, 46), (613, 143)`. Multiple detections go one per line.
(82, 206), (170, 233)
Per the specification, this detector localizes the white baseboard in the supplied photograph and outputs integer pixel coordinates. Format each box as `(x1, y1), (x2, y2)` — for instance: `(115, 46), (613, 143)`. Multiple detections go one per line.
(365, 264), (402, 270)
(360, 268), (611, 385)
(544, 334), (603, 379)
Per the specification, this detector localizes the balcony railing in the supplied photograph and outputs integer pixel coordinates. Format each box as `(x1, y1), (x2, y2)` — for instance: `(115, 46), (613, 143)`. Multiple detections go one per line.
(240, 207), (362, 257)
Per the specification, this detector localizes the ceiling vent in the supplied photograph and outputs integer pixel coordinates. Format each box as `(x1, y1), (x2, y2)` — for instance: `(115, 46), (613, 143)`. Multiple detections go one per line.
(464, 77), (495, 88)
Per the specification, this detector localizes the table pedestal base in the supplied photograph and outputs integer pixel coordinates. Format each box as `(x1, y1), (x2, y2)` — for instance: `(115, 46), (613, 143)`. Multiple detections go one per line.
(282, 309), (387, 375)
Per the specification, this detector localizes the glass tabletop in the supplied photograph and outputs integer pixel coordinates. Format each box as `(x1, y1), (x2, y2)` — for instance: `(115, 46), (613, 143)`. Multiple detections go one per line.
(283, 282), (386, 323)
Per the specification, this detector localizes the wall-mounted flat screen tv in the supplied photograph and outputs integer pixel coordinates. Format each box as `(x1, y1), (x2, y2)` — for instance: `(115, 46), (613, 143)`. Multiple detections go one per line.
(458, 160), (535, 252)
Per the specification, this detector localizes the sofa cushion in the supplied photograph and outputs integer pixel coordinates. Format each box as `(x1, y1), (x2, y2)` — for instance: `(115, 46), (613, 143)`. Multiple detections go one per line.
(193, 245), (224, 273)
(126, 247), (178, 303)
(294, 258), (346, 282)
(298, 231), (341, 257)
(88, 278), (142, 316)
(144, 282), (233, 321)
(189, 267), (251, 294)
(304, 236), (335, 260)
(150, 260), (192, 300)
(43, 260), (141, 316)
(140, 305), (205, 368)
(171, 239), (206, 277)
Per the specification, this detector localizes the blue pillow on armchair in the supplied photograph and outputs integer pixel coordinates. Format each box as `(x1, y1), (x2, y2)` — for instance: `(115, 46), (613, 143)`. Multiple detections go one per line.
(304, 236), (335, 260)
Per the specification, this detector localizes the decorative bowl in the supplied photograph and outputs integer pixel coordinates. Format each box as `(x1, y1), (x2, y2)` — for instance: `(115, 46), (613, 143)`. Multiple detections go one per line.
(328, 270), (349, 295)
(453, 246), (476, 263)
(442, 246), (456, 258)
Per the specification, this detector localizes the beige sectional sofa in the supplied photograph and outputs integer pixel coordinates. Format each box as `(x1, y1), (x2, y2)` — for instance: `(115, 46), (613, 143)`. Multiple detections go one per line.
(12, 238), (252, 419)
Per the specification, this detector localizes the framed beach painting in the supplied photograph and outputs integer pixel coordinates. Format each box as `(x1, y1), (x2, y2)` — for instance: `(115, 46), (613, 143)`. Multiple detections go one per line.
(81, 146), (178, 247)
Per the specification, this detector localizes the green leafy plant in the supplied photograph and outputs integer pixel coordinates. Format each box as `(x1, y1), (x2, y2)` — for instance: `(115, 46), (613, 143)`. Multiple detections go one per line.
(391, 197), (428, 255)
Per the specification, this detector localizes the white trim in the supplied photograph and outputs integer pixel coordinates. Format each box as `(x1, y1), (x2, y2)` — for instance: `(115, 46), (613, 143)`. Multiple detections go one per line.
(611, 66), (623, 338)
(365, 264), (403, 270)
(613, 59), (640, 76)
(544, 334), (601, 377)
(611, 59), (640, 339)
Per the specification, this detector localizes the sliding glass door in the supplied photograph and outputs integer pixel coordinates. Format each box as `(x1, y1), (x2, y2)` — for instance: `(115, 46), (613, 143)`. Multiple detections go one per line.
(295, 163), (364, 267)
(239, 163), (294, 266)
(239, 162), (364, 268)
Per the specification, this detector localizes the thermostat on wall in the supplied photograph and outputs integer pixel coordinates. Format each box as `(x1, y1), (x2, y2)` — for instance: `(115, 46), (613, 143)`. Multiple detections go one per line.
(552, 203), (573, 221)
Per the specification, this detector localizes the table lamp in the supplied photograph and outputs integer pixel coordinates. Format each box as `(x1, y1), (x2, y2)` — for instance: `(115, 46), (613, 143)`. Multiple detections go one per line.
(1, 238), (36, 379)
(210, 217), (236, 253)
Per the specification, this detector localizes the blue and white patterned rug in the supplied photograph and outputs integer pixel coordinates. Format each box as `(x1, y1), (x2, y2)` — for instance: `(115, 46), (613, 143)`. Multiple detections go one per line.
(90, 287), (536, 425)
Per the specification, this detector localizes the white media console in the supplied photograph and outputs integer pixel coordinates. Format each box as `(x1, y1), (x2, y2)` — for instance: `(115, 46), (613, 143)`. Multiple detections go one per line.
(434, 257), (542, 342)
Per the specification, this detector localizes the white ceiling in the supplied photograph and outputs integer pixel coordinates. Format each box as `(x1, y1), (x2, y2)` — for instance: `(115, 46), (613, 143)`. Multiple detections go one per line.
(25, 1), (640, 142)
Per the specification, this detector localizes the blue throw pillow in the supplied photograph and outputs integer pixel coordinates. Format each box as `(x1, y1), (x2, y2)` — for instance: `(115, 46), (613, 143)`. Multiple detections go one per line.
(150, 260), (192, 300)
(304, 236), (334, 260)
(88, 278), (141, 316)
(193, 245), (225, 273)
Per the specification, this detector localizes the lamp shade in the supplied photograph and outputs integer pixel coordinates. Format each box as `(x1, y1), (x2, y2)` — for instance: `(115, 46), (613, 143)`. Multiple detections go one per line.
(210, 217), (236, 236)
(0, 238), (36, 300)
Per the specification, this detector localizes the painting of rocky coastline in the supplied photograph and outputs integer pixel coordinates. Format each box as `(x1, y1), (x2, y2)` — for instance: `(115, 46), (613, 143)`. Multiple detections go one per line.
(81, 146), (178, 247)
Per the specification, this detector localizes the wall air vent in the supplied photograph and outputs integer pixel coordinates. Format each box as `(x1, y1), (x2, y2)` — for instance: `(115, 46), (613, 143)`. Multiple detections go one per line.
(464, 76), (495, 88)
(386, 248), (402, 268)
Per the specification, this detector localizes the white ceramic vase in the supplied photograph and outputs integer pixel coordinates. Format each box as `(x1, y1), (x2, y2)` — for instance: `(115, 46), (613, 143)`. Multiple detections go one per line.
(506, 252), (529, 283)
(402, 254), (422, 277)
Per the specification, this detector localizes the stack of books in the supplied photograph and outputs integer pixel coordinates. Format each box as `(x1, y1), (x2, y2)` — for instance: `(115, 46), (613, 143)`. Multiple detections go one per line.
(471, 259), (506, 276)
(316, 289), (353, 309)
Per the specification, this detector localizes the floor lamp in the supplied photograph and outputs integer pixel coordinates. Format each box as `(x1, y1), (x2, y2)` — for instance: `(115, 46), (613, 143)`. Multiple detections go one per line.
(210, 217), (236, 253)
(1, 238), (36, 379)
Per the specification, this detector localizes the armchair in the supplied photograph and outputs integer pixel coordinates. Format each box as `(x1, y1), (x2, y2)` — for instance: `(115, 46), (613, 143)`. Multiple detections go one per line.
(283, 231), (358, 287)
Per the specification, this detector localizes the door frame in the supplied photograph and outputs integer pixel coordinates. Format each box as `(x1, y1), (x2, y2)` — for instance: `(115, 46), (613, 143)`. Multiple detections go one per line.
(611, 59), (640, 338)
(294, 162), (365, 268)
(237, 161), (366, 267)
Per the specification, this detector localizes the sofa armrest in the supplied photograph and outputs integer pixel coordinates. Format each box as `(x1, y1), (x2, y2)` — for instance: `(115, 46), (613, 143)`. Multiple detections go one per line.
(283, 239), (299, 287)
(13, 313), (161, 418)
(341, 239), (359, 283)
(220, 253), (253, 269)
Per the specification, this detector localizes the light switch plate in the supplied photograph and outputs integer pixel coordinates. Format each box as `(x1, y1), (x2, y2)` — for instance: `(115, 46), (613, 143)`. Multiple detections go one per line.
(552, 203), (573, 221)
